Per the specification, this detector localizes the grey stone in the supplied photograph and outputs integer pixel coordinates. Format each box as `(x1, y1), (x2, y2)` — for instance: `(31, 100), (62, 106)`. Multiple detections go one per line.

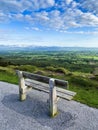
(0, 81), (98, 130)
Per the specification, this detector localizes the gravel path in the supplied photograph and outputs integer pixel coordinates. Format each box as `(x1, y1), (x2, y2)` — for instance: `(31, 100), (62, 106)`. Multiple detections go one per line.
(0, 81), (98, 130)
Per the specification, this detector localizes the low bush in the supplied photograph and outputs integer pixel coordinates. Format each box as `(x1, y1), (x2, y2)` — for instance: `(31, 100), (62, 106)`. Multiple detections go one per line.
(15, 65), (37, 72)
(69, 76), (97, 89)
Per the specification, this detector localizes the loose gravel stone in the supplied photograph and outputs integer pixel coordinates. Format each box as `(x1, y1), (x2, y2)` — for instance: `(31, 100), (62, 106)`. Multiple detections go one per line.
(0, 81), (98, 130)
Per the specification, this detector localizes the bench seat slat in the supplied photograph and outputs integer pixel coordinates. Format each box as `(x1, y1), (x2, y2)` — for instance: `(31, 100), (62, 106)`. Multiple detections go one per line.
(25, 79), (76, 101)
(57, 87), (76, 96)
(25, 79), (76, 96)
(26, 81), (49, 93)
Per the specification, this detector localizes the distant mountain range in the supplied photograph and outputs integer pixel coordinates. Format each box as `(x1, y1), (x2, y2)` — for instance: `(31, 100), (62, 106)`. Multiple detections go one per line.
(0, 45), (98, 52)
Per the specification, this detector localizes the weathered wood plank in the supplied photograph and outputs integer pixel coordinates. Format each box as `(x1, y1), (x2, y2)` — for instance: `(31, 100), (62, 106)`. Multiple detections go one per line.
(49, 78), (58, 117)
(25, 79), (76, 96)
(17, 71), (27, 101)
(57, 87), (76, 96)
(25, 79), (75, 100)
(25, 80), (49, 93)
(21, 71), (68, 88)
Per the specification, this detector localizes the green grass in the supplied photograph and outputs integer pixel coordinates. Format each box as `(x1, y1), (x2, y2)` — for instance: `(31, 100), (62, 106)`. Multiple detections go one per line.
(69, 85), (98, 108)
(0, 71), (18, 84)
(0, 66), (18, 84)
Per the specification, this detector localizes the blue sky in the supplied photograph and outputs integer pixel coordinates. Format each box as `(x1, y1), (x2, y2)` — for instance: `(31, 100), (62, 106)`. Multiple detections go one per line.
(0, 0), (98, 47)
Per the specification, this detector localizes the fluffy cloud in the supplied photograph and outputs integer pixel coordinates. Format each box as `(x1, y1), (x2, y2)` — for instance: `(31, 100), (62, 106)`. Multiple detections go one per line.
(78, 0), (98, 14)
(0, 0), (98, 31)
(80, 13), (98, 26)
(66, 0), (73, 5)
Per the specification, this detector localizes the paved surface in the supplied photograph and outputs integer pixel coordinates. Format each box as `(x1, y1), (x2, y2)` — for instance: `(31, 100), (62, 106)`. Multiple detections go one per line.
(0, 81), (98, 130)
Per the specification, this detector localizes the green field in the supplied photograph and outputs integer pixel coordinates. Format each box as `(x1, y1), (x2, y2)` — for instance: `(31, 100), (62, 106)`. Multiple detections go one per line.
(0, 49), (98, 108)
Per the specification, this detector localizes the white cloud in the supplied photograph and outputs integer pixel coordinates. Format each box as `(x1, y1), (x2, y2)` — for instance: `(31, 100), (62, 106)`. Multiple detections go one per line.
(0, 10), (10, 23)
(79, 0), (98, 14)
(63, 31), (98, 35)
(33, 11), (49, 21)
(0, 0), (22, 13)
(66, 0), (72, 5)
(13, 13), (24, 21)
(31, 27), (42, 31)
(25, 15), (33, 22)
(0, 11), (5, 17)
(25, 0), (55, 10)
(0, 0), (98, 32)
(80, 13), (98, 26)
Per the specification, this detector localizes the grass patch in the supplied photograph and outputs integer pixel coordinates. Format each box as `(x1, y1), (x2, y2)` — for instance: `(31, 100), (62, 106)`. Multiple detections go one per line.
(0, 66), (18, 84)
(69, 85), (98, 108)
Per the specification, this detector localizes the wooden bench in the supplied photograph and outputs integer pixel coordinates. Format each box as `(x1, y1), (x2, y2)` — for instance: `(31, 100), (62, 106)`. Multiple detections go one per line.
(16, 70), (76, 117)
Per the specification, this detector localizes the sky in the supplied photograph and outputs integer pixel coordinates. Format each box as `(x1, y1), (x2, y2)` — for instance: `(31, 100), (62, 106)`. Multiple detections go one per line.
(0, 0), (98, 47)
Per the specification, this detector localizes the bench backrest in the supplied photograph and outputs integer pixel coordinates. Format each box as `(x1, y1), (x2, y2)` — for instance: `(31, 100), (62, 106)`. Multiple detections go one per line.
(16, 70), (69, 89)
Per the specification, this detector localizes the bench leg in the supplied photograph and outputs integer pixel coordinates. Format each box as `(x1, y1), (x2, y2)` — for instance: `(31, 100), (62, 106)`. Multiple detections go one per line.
(18, 71), (27, 101)
(19, 87), (27, 101)
(49, 78), (58, 117)
(19, 93), (26, 101)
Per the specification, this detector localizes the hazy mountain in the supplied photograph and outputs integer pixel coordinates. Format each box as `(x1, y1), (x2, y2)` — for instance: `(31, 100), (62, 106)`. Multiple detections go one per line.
(0, 44), (98, 52)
